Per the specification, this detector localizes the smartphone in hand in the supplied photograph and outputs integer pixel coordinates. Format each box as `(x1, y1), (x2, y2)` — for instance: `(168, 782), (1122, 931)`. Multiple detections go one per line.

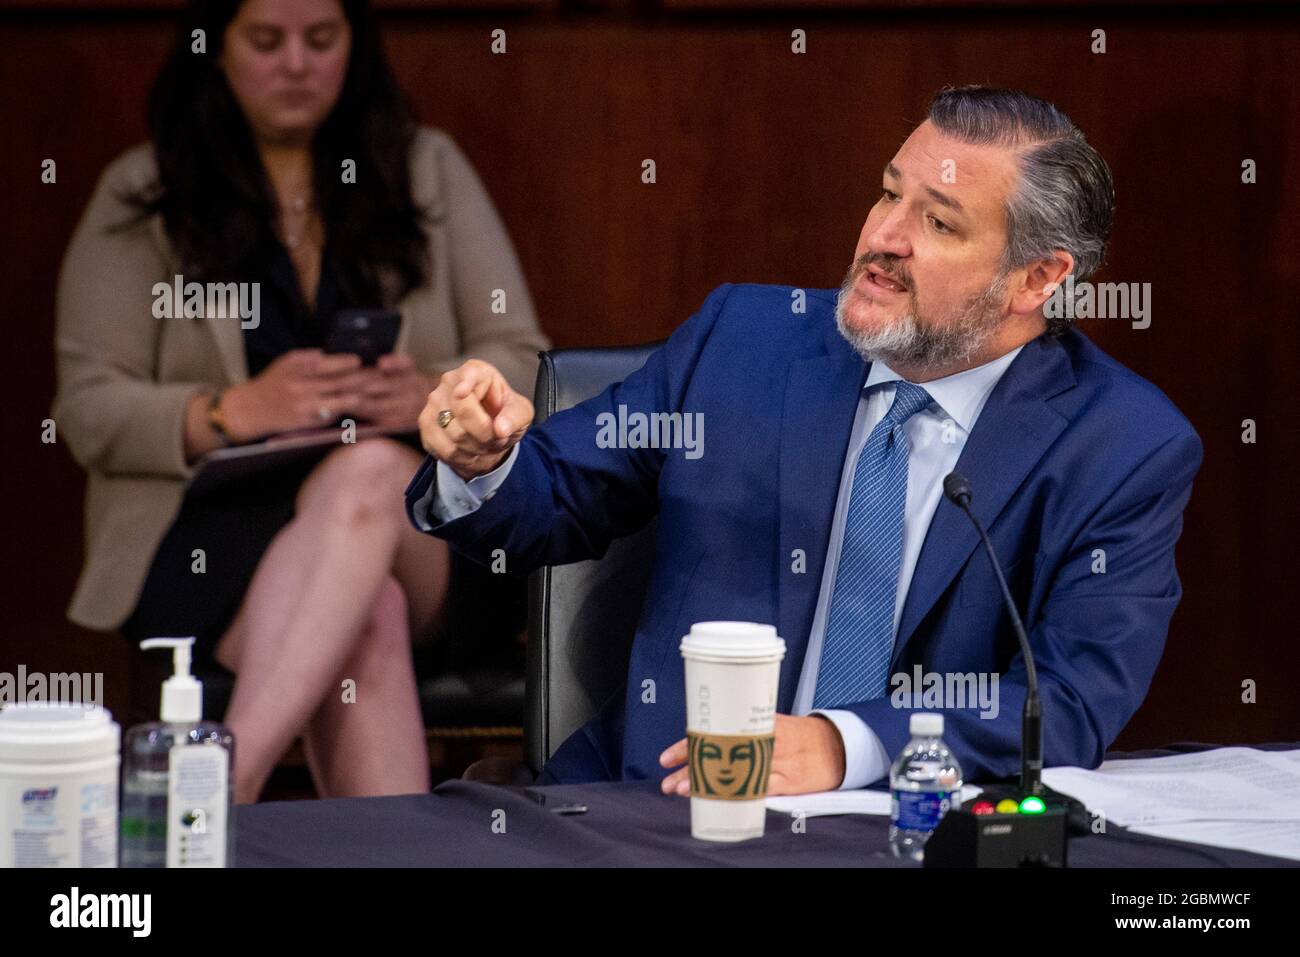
(324, 309), (401, 366)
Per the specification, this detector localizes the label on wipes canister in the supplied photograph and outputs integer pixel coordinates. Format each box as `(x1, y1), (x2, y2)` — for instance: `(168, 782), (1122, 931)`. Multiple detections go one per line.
(687, 731), (775, 800)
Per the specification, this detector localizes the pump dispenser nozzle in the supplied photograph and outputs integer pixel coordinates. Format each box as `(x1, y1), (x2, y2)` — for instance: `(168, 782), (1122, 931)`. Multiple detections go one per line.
(140, 637), (202, 723)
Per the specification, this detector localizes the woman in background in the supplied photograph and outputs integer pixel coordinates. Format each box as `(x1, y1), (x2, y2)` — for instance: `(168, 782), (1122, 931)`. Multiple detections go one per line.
(54, 0), (547, 803)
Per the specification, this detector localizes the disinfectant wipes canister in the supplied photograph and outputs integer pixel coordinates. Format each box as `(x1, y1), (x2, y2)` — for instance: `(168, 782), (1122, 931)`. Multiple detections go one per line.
(0, 702), (120, 867)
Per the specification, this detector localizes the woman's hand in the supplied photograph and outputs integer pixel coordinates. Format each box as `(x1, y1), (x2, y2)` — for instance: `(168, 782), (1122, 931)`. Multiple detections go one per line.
(221, 348), (371, 442)
(354, 353), (436, 429)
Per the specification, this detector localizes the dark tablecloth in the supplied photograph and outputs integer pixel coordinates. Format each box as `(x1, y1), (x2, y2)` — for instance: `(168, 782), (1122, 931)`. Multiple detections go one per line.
(234, 742), (1300, 867)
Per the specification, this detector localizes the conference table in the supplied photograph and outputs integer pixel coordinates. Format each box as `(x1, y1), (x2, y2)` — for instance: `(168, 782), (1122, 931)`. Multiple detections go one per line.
(234, 742), (1299, 867)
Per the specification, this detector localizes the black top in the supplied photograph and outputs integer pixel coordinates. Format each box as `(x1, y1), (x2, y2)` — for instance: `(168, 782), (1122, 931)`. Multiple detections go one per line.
(243, 239), (343, 377)
(122, 243), (370, 657)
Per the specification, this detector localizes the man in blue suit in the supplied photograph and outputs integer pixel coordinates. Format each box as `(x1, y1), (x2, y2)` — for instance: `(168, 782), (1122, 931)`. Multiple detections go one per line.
(405, 85), (1202, 793)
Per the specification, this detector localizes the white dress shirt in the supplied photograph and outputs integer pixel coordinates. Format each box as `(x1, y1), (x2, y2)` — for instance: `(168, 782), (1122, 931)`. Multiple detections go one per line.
(795, 346), (1023, 788)
(410, 345), (1024, 788)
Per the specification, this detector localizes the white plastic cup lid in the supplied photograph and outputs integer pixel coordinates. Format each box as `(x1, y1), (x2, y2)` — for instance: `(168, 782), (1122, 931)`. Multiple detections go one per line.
(0, 702), (119, 762)
(910, 712), (943, 737)
(680, 621), (786, 661)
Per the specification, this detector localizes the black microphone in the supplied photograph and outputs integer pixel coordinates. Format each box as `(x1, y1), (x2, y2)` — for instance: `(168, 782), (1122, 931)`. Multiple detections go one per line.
(943, 471), (1042, 797)
(924, 472), (1088, 865)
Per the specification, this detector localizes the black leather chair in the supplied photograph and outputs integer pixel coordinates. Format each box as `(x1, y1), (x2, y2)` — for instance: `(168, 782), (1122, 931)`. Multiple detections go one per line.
(523, 343), (664, 777)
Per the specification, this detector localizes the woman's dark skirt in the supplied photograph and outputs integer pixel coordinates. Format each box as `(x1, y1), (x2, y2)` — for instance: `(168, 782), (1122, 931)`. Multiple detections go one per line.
(120, 460), (317, 665)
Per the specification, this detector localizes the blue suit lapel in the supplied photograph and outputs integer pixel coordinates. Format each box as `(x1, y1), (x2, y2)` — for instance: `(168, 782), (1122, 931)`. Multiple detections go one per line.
(889, 335), (1076, 672)
(776, 336), (867, 712)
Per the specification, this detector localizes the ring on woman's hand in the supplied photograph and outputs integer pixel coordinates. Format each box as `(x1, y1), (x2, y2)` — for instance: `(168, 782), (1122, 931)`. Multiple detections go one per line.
(437, 409), (455, 429)
(317, 406), (332, 422)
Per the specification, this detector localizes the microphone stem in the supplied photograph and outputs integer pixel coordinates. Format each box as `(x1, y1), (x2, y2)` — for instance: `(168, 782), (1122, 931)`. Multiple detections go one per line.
(1022, 693), (1043, 797)
(959, 498), (1043, 797)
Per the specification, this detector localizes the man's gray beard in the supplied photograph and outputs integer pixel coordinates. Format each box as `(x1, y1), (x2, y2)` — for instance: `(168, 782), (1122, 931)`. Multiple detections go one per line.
(835, 267), (1010, 371)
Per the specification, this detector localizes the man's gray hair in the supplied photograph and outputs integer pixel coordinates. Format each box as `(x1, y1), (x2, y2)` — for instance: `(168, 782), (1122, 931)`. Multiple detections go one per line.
(926, 85), (1115, 336)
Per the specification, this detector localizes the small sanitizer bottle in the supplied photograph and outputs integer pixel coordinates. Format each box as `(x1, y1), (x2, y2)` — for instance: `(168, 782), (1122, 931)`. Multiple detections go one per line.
(120, 638), (235, 868)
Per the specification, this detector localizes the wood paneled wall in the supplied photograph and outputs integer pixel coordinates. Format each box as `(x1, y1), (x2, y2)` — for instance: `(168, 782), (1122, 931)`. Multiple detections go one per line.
(2, 2), (1297, 752)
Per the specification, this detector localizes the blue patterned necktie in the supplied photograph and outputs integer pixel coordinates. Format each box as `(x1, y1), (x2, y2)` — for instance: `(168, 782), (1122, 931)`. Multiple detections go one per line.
(813, 380), (933, 708)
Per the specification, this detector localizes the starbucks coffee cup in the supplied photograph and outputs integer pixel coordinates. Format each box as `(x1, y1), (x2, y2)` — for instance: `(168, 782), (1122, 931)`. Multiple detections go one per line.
(679, 621), (785, 841)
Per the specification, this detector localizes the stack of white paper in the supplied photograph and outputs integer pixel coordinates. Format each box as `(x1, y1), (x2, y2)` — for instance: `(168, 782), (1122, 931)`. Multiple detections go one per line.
(1042, 747), (1300, 862)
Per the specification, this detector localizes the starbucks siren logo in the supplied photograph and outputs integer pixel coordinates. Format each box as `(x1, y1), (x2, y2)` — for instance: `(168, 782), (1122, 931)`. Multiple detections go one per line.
(687, 731), (775, 800)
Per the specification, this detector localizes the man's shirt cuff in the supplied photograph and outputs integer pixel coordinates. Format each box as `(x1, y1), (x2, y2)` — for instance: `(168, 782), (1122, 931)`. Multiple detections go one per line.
(411, 446), (520, 530)
(812, 709), (892, 790)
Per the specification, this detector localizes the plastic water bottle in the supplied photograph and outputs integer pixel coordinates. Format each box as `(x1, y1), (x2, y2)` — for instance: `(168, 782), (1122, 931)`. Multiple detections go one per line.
(889, 713), (963, 862)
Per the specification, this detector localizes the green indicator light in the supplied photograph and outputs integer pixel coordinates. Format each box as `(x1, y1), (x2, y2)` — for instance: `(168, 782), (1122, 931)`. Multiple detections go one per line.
(1019, 796), (1047, 815)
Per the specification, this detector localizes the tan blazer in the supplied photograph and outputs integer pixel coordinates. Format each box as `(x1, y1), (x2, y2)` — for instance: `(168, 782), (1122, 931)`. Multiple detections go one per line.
(55, 127), (550, 632)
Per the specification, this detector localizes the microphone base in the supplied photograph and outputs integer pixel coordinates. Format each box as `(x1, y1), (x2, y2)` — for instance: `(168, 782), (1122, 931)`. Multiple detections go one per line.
(922, 784), (1076, 868)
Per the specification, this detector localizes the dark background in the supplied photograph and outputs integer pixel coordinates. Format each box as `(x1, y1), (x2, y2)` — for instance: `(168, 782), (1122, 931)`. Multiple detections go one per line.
(2, 0), (1296, 751)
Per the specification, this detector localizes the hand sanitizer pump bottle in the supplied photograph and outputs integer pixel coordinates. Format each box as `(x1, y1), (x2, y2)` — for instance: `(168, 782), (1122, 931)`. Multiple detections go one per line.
(120, 637), (235, 868)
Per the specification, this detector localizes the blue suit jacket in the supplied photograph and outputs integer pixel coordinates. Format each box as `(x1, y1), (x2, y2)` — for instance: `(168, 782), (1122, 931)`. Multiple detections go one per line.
(405, 283), (1203, 785)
